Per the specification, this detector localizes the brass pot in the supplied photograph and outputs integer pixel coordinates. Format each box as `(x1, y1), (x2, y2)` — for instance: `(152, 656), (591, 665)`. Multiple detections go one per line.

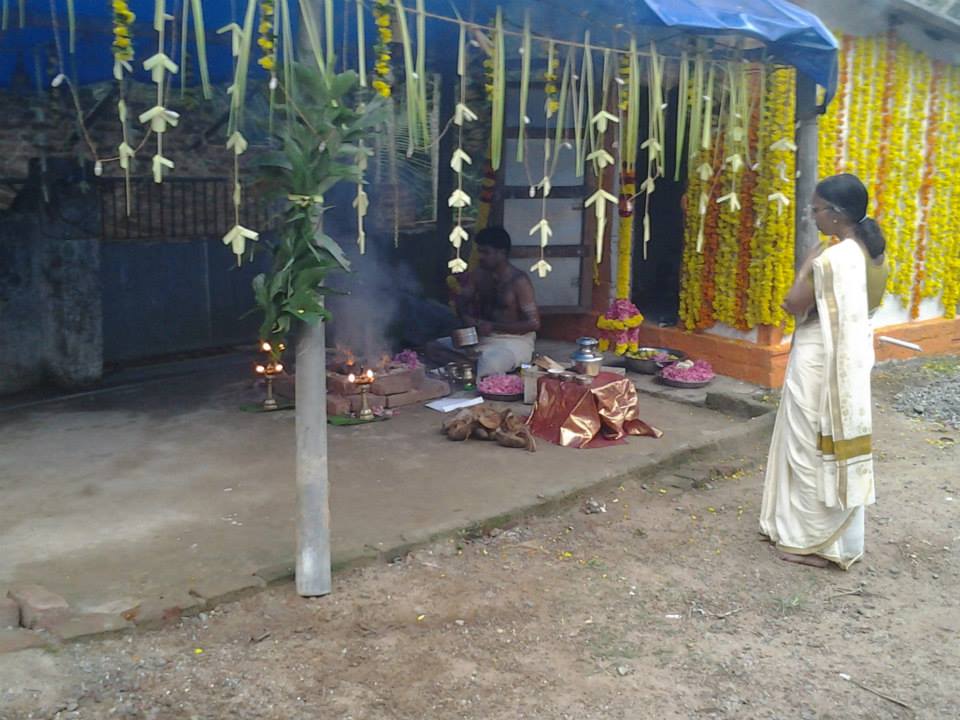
(452, 326), (479, 348)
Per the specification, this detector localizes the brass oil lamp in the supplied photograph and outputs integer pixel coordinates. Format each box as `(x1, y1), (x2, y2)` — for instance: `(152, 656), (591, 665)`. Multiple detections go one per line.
(348, 367), (376, 421)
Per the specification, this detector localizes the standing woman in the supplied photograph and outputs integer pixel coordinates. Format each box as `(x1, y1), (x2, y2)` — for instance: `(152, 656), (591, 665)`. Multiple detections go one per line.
(760, 174), (888, 569)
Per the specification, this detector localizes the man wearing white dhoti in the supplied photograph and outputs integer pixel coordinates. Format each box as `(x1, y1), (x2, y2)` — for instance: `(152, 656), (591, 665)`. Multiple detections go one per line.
(429, 227), (540, 377)
(761, 174), (888, 569)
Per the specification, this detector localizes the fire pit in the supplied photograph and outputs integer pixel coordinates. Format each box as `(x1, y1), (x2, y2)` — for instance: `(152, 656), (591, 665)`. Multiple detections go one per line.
(325, 349), (451, 418)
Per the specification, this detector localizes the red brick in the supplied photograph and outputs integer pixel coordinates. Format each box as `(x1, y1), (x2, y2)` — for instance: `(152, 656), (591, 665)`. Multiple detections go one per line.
(327, 372), (360, 396)
(0, 597), (19, 628)
(385, 378), (451, 408)
(327, 394), (350, 418)
(7, 585), (69, 629)
(371, 367), (416, 396)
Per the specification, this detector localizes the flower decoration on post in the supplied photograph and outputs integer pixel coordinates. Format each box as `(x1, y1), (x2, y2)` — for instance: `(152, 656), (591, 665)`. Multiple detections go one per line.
(596, 299), (645, 355)
(597, 42), (643, 353)
(139, 0), (179, 184)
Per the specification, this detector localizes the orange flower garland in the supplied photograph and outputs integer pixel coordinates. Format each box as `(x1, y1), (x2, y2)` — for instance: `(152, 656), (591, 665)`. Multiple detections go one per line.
(872, 32), (897, 222)
(679, 149), (708, 329)
(698, 135), (725, 330)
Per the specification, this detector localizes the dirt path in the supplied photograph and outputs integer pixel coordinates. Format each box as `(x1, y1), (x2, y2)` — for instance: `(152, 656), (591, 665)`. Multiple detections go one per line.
(2, 361), (958, 720)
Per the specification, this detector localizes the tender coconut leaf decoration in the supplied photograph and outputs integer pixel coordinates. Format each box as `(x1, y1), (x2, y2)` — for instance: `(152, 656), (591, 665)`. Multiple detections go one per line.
(516, 13), (531, 162)
(140, 0), (180, 184)
(447, 21), (475, 274)
(587, 49), (618, 264)
(528, 41), (573, 280)
(490, 7), (506, 170)
(221, 0), (259, 261)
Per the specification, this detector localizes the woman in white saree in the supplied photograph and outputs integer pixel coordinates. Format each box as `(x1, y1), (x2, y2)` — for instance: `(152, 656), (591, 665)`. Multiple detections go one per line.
(760, 174), (888, 569)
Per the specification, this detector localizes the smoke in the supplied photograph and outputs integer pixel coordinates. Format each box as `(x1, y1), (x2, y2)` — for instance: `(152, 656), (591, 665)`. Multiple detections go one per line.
(323, 196), (456, 362)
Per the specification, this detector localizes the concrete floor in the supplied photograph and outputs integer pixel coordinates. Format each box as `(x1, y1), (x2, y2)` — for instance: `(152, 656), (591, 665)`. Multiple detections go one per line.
(0, 355), (770, 612)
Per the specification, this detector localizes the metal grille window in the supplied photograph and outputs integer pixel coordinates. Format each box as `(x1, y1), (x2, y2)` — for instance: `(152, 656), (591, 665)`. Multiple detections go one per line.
(97, 176), (272, 242)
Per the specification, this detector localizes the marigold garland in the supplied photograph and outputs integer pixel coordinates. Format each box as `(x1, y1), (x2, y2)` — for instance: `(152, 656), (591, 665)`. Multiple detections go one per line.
(111, 0), (135, 63)
(940, 66), (960, 317)
(733, 77), (761, 329)
(545, 43), (560, 116)
(872, 32), (897, 222)
(818, 33), (960, 320)
(923, 66), (951, 302)
(257, 1), (276, 72)
(712, 132), (739, 326)
(834, 35), (851, 173)
(371, 0), (394, 97)
(882, 39), (912, 302)
(911, 63), (942, 318)
(896, 53), (928, 306)
(679, 148), (708, 329)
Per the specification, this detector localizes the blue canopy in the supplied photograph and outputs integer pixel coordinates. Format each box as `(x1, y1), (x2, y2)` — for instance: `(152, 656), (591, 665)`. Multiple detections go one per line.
(0, 0), (836, 98)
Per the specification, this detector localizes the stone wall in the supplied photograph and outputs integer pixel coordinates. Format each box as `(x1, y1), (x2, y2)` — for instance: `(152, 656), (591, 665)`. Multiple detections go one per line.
(0, 79), (238, 209)
(0, 161), (102, 395)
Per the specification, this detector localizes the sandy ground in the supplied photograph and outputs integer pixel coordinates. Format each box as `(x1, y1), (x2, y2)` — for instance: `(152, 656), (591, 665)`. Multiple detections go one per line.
(1, 359), (958, 720)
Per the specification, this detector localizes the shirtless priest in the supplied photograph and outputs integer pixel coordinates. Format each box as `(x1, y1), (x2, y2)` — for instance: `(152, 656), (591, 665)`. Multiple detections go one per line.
(430, 227), (540, 378)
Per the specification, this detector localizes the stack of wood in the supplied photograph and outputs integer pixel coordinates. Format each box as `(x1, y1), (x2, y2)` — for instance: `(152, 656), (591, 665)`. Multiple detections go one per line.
(441, 406), (536, 452)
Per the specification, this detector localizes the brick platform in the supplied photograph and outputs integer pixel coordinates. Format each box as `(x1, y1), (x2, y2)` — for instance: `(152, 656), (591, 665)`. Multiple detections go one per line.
(325, 363), (449, 415)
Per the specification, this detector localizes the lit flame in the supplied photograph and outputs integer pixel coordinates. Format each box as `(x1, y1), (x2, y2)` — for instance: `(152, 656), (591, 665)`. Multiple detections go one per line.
(261, 341), (272, 352)
(255, 364), (266, 374)
(365, 368), (374, 380)
(274, 363), (284, 373)
(347, 372), (356, 383)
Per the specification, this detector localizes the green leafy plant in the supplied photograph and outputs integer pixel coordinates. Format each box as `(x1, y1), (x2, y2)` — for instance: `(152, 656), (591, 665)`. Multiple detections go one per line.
(252, 63), (386, 347)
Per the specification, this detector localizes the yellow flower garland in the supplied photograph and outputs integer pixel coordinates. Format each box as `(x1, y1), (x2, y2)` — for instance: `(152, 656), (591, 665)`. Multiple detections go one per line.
(111, 0), (135, 63)
(942, 66), (960, 317)
(596, 314), (644, 331)
(679, 149), (707, 329)
(257, 1), (276, 72)
(371, 0), (393, 98)
(678, 65), (795, 332)
(924, 65), (949, 302)
(819, 33), (960, 318)
(615, 179), (636, 301)
(893, 51), (928, 305)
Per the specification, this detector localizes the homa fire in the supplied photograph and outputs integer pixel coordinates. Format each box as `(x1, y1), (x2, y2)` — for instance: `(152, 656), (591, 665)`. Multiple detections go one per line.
(325, 349), (450, 419)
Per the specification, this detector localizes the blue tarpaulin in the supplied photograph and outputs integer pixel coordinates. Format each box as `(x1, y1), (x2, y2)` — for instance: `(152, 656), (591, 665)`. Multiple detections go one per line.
(0, 0), (836, 97)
